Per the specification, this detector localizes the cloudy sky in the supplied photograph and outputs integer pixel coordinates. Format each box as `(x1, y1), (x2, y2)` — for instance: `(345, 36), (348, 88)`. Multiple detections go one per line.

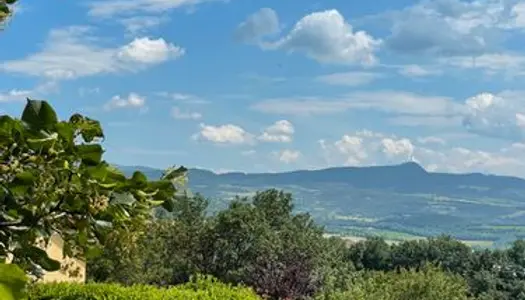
(1, 0), (525, 177)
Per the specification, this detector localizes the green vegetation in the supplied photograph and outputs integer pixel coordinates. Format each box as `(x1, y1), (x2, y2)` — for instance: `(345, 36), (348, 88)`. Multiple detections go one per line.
(0, 0), (17, 27)
(0, 99), (185, 277)
(27, 276), (260, 300)
(3, 100), (525, 300)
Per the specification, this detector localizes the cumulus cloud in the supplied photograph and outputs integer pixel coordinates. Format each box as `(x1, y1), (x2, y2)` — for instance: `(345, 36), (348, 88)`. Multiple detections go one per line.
(240, 9), (381, 65)
(315, 72), (382, 86)
(234, 8), (280, 43)
(117, 37), (184, 63)
(462, 91), (525, 140)
(258, 120), (294, 143)
(275, 149), (301, 164)
(0, 26), (184, 80)
(193, 123), (254, 145)
(104, 93), (146, 111)
(171, 107), (202, 120)
(381, 138), (415, 159)
(320, 129), (525, 177)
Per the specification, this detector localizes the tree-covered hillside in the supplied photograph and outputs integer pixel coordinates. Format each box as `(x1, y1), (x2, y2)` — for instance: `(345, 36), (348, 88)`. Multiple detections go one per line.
(119, 164), (525, 248)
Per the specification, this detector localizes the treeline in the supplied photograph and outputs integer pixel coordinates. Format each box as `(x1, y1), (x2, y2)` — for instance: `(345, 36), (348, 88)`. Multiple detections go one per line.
(84, 189), (525, 299)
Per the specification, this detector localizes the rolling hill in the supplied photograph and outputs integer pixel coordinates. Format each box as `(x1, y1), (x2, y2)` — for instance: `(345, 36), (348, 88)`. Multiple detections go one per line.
(118, 162), (525, 248)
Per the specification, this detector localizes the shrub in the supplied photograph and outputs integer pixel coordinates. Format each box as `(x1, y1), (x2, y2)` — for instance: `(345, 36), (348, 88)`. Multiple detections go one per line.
(28, 275), (261, 300)
(316, 264), (471, 300)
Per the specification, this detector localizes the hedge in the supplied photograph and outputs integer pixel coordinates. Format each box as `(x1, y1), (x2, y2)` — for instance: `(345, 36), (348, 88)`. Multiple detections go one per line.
(28, 275), (261, 300)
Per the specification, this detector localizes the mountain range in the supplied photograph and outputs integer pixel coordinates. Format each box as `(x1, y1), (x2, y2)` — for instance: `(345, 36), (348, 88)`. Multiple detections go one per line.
(118, 162), (525, 248)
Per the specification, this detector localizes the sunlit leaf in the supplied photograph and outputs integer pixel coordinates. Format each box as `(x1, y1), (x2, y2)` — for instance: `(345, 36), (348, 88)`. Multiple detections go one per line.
(21, 99), (58, 130)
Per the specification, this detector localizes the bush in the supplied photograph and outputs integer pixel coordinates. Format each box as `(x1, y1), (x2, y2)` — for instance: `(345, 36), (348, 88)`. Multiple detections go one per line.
(28, 275), (261, 300)
(317, 265), (470, 300)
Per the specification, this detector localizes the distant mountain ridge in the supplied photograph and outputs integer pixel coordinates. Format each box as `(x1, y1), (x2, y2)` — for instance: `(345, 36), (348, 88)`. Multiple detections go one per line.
(117, 162), (525, 248)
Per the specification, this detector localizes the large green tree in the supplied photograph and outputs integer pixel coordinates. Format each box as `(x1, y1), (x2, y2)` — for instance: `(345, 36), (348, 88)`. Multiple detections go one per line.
(0, 99), (186, 277)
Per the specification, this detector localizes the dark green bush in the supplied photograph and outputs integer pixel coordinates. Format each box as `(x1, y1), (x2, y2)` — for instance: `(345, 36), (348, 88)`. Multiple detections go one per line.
(28, 275), (261, 300)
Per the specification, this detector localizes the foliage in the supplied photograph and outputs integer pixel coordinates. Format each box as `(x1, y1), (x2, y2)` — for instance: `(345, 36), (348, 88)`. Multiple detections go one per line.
(87, 194), (208, 285)
(28, 275), (261, 300)
(0, 0), (16, 27)
(196, 189), (347, 299)
(317, 264), (470, 300)
(0, 99), (186, 276)
(87, 189), (352, 300)
(0, 263), (27, 300)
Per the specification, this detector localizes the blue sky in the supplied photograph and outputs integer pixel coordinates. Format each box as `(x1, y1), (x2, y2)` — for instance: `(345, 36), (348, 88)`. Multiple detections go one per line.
(1, 0), (525, 177)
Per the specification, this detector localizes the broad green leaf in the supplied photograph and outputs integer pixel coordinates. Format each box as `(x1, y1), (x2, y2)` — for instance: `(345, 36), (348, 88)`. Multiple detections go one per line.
(55, 122), (74, 146)
(105, 165), (127, 182)
(13, 171), (35, 186)
(77, 144), (103, 165)
(25, 246), (61, 271)
(131, 171), (147, 186)
(21, 99), (58, 130)
(0, 263), (27, 300)
(162, 198), (175, 212)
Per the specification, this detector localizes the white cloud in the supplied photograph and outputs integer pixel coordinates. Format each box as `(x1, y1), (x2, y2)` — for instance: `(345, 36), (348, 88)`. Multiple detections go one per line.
(235, 8), (280, 43)
(462, 91), (525, 140)
(119, 16), (169, 34)
(0, 81), (58, 103)
(193, 123), (254, 145)
(157, 92), (209, 104)
(315, 72), (382, 86)
(117, 37), (184, 64)
(263, 9), (381, 65)
(334, 135), (368, 165)
(398, 64), (442, 77)
(104, 93), (146, 111)
(87, 0), (224, 18)
(320, 129), (525, 177)
(1, 26), (184, 80)
(252, 91), (462, 117)
(442, 53), (525, 75)
(381, 138), (414, 159)
(508, 2), (525, 29)
(0, 89), (32, 102)
(275, 149), (301, 164)
(171, 106), (202, 120)
(258, 120), (294, 143)
(381, 0), (507, 56)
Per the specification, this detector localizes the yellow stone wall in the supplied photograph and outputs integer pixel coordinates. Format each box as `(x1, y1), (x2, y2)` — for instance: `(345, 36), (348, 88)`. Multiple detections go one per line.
(39, 233), (86, 283)
(5, 233), (86, 283)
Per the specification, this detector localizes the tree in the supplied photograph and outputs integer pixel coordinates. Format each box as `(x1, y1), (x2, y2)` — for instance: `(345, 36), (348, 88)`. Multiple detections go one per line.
(0, 99), (186, 276)
(0, 0), (17, 28)
(198, 189), (336, 299)
(319, 264), (470, 300)
(87, 194), (209, 285)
